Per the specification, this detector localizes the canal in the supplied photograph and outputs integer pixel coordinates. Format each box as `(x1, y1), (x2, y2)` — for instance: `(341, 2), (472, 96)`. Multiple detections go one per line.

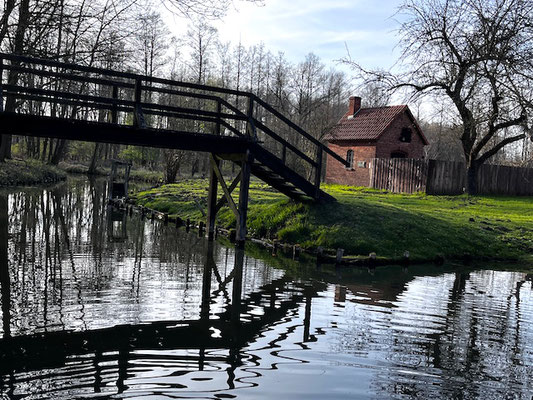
(0, 178), (532, 399)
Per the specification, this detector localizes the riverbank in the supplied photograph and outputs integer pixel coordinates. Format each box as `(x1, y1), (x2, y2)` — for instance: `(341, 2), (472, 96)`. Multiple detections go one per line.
(59, 162), (163, 183)
(131, 179), (533, 262)
(0, 159), (67, 186)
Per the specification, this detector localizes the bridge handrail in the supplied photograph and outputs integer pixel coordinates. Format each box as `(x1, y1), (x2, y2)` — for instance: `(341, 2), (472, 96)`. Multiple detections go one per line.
(251, 95), (348, 166)
(0, 52), (252, 97)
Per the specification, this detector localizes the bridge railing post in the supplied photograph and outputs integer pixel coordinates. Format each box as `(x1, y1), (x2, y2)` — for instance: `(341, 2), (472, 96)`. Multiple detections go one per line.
(111, 84), (118, 124)
(133, 77), (145, 128)
(246, 96), (257, 141)
(314, 144), (324, 198)
(215, 99), (221, 136)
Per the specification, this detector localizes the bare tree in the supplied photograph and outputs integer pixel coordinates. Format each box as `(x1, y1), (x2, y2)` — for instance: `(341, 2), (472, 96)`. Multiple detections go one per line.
(130, 11), (170, 77)
(358, 79), (391, 108)
(186, 20), (217, 84)
(345, 0), (533, 193)
(163, 0), (263, 19)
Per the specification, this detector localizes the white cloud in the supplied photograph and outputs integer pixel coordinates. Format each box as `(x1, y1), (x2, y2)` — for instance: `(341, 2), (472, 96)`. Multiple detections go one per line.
(163, 0), (403, 69)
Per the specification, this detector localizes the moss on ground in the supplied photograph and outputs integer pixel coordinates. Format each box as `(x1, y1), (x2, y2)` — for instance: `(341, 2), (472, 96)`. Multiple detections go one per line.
(132, 179), (533, 260)
(0, 159), (67, 186)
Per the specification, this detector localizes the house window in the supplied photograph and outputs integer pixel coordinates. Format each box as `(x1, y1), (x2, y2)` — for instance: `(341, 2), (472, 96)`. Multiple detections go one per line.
(391, 151), (407, 158)
(400, 128), (412, 143)
(346, 150), (354, 169)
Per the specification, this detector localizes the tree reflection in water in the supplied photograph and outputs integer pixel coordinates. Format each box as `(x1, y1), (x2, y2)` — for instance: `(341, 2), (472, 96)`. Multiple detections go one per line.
(0, 179), (531, 400)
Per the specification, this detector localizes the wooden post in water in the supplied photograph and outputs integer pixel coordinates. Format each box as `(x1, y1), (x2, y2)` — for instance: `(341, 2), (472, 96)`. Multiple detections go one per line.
(303, 288), (312, 342)
(206, 154), (219, 241)
(317, 246), (324, 263)
(108, 160), (131, 200)
(231, 247), (245, 323)
(108, 162), (117, 201)
(201, 242), (214, 320)
(336, 248), (344, 265)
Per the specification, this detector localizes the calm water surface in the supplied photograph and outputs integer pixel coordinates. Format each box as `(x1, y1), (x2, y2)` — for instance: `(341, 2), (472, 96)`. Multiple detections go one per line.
(0, 179), (532, 399)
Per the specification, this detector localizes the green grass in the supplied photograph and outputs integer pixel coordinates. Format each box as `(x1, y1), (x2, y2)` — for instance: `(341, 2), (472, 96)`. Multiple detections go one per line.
(0, 159), (67, 186)
(132, 179), (533, 260)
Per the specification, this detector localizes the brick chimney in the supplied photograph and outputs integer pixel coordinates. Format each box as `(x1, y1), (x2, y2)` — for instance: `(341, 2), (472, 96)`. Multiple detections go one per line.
(348, 96), (362, 116)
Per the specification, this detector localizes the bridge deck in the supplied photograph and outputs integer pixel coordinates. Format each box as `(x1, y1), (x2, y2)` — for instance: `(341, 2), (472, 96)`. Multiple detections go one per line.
(0, 112), (251, 154)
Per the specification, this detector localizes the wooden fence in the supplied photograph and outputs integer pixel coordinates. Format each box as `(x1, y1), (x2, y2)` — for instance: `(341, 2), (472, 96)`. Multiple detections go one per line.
(426, 160), (465, 195)
(370, 158), (428, 194)
(369, 158), (533, 196)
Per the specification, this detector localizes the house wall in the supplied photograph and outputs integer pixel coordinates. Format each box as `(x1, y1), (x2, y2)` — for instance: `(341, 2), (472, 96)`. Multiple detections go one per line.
(375, 113), (426, 158)
(325, 142), (375, 186)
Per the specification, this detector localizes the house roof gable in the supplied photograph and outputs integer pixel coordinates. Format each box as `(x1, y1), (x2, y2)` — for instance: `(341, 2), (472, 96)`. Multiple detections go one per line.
(326, 105), (429, 145)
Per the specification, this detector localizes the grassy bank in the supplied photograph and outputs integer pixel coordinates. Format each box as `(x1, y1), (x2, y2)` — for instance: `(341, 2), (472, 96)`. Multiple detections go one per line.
(0, 159), (67, 186)
(132, 179), (533, 261)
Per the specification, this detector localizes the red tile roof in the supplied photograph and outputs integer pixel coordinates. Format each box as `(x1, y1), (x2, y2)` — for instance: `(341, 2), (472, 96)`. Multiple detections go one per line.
(326, 105), (425, 142)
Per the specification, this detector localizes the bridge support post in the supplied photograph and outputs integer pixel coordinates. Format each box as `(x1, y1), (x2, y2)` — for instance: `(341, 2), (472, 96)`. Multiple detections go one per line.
(206, 154), (219, 241)
(236, 151), (252, 247)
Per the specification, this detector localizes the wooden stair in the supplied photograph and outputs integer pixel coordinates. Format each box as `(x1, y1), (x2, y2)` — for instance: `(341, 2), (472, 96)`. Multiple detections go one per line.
(249, 144), (335, 202)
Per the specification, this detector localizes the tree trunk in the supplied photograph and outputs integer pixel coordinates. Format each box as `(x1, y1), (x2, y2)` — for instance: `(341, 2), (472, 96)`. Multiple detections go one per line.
(466, 162), (479, 195)
(88, 143), (103, 175)
(165, 161), (180, 184)
(0, 0), (31, 162)
(41, 138), (48, 161)
(50, 139), (68, 165)
(0, 135), (12, 162)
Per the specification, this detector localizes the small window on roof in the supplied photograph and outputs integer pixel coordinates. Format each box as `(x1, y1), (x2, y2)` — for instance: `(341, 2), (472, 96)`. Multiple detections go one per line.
(346, 150), (354, 169)
(400, 128), (412, 143)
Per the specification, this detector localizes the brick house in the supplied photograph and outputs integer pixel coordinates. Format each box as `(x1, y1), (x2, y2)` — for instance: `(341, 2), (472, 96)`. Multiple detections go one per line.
(325, 96), (429, 186)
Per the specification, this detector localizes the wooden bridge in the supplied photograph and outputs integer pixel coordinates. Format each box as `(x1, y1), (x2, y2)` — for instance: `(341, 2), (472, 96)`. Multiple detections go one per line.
(0, 53), (348, 244)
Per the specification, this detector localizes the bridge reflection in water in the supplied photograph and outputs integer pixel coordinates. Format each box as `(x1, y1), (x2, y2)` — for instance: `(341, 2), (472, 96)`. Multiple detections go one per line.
(0, 181), (323, 398)
(0, 246), (322, 397)
(0, 181), (532, 400)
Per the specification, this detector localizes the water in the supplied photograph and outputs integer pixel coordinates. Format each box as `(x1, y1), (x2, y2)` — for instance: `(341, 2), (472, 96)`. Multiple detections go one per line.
(0, 178), (532, 399)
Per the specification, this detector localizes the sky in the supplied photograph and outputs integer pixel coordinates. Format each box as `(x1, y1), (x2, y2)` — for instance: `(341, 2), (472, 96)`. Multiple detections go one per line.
(164, 0), (404, 71)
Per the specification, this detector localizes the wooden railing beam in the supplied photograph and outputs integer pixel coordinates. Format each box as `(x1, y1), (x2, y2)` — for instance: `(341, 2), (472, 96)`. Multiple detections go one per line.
(314, 145), (324, 198)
